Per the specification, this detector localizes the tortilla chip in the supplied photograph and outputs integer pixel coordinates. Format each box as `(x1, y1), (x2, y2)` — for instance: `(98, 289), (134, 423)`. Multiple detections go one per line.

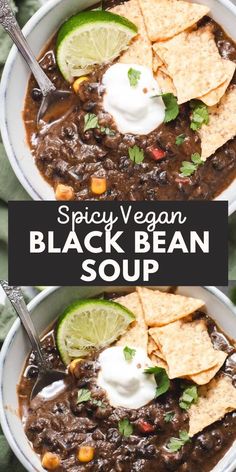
(149, 319), (218, 378)
(137, 287), (204, 327)
(148, 335), (166, 360)
(148, 336), (158, 355)
(199, 85), (236, 160)
(198, 60), (236, 106)
(115, 292), (148, 350)
(153, 52), (163, 72)
(138, 0), (209, 41)
(189, 375), (236, 436)
(154, 26), (230, 104)
(188, 350), (227, 385)
(150, 353), (168, 370)
(110, 0), (152, 70)
(155, 68), (177, 95)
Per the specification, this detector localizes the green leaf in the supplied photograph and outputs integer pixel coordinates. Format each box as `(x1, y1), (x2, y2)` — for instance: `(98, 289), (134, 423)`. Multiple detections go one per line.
(180, 152), (204, 177)
(167, 430), (190, 452)
(100, 127), (116, 136)
(179, 430), (190, 442)
(190, 100), (209, 131)
(92, 399), (106, 408)
(118, 418), (133, 437)
(128, 145), (145, 164)
(128, 67), (141, 87)
(164, 411), (175, 423)
(179, 386), (198, 410)
(180, 161), (196, 177)
(144, 366), (170, 398)
(191, 152), (204, 166)
(77, 388), (91, 404)
(123, 346), (136, 361)
(84, 113), (99, 132)
(161, 93), (179, 123)
(175, 134), (186, 146)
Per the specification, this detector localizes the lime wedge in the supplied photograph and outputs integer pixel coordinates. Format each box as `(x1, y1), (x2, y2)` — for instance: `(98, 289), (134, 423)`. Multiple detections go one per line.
(56, 299), (135, 364)
(56, 11), (138, 81)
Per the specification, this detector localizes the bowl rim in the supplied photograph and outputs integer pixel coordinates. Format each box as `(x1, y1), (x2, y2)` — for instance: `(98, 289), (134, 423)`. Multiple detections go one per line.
(1, 285), (236, 472)
(1, 0), (236, 208)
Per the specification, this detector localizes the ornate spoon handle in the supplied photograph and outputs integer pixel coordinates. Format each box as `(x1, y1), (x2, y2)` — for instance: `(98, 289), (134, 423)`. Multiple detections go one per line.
(1, 281), (46, 369)
(0, 0), (55, 94)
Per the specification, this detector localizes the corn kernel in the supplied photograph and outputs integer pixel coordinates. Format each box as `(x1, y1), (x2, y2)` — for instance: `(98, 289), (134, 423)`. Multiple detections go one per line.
(69, 358), (82, 375)
(73, 76), (89, 94)
(91, 177), (107, 195)
(42, 452), (61, 470)
(55, 184), (74, 201)
(77, 446), (95, 463)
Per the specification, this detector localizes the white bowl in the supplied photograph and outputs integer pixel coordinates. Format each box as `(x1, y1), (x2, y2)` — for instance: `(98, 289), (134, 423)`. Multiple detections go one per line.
(1, 285), (236, 472)
(1, 0), (236, 209)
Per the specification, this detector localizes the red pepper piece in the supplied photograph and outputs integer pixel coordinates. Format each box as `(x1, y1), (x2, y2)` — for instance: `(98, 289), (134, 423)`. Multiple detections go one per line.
(175, 176), (191, 185)
(149, 146), (166, 161)
(137, 420), (155, 434)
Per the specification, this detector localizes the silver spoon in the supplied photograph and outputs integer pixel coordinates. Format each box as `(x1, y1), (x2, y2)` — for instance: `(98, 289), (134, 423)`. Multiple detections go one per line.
(1, 281), (67, 400)
(0, 0), (72, 124)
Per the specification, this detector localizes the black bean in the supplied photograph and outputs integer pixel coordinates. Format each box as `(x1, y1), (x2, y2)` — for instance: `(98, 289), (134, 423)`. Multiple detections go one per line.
(31, 88), (42, 101)
(106, 428), (122, 445)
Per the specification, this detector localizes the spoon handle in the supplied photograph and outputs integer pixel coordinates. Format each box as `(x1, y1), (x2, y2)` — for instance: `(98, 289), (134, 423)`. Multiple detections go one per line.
(0, 0), (55, 95)
(1, 281), (46, 368)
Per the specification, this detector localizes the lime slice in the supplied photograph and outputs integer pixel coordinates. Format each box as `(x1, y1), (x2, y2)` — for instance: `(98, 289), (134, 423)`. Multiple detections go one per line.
(56, 11), (138, 81)
(56, 299), (135, 364)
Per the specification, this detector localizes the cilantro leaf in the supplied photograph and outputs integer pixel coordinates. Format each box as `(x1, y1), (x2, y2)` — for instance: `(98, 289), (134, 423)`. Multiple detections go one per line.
(84, 113), (99, 132)
(128, 145), (145, 164)
(92, 399), (106, 408)
(100, 127), (116, 136)
(179, 386), (198, 411)
(164, 411), (175, 423)
(77, 388), (91, 404)
(180, 161), (196, 177)
(191, 152), (204, 166)
(190, 100), (209, 131)
(118, 418), (133, 437)
(161, 93), (179, 123)
(123, 346), (136, 361)
(180, 152), (204, 176)
(175, 134), (186, 146)
(167, 430), (190, 452)
(144, 366), (170, 398)
(128, 68), (141, 87)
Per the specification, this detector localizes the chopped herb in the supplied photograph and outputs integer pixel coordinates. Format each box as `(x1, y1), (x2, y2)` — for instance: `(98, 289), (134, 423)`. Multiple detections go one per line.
(128, 67), (141, 87)
(118, 418), (133, 437)
(144, 366), (170, 398)
(161, 93), (179, 123)
(92, 399), (106, 408)
(100, 127), (116, 136)
(179, 385), (198, 410)
(167, 430), (190, 452)
(123, 346), (136, 361)
(77, 388), (91, 404)
(164, 411), (175, 423)
(180, 161), (196, 177)
(84, 113), (99, 132)
(128, 145), (145, 164)
(180, 152), (204, 176)
(175, 134), (186, 146)
(191, 152), (203, 165)
(190, 100), (209, 131)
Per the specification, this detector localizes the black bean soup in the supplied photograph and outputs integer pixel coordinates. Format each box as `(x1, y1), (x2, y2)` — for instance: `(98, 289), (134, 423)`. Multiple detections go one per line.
(23, 2), (236, 201)
(18, 293), (236, 472)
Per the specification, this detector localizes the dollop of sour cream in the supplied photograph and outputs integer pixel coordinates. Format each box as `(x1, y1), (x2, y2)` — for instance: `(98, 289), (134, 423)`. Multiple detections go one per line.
(102, 63), (165, 135)
(97, 346), (157, 409)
